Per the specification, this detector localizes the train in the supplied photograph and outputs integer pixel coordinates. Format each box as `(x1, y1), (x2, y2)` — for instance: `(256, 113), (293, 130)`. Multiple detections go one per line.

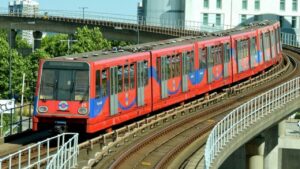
(33, 21), (282, 133)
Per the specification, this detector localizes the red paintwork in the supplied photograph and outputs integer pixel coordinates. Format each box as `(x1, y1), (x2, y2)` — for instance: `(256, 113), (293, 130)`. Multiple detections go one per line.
(33, 22), (283, 133)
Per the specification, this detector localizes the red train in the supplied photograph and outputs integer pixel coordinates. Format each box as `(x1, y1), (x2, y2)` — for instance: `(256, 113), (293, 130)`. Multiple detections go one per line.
(33, 21), (282, 133)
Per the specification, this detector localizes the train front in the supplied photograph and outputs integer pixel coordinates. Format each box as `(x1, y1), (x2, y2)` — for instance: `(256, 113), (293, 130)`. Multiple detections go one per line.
(33, 60), (90, 133)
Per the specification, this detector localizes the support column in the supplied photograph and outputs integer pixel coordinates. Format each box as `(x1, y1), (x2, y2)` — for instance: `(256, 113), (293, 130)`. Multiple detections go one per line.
(263, 125), (279, 169)
(219, 145), (247, 169)
(9, 29), (17, 49)
(33, 31), (42, 50)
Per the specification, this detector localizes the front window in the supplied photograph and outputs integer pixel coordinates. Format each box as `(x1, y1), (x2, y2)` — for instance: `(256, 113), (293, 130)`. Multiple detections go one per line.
(39, 61), (89, 101)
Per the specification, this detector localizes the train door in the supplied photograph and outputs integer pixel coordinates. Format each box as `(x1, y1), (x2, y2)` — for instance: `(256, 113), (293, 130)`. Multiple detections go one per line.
(110, 66), (118, 115)
(207, 47), (213, 83)
(250, 37), (257, 68)
(160, 56), (168, 99)
(182, 52), (188, 92)
(137, 61), (147, 106)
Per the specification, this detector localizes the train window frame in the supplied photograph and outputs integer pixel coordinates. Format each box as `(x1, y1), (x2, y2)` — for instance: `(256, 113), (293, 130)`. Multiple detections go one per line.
(96, 70), (101, 98)
(207, 47), (213, 68)
(199, 47), (207, 69)
(74, 70), (89, 101)
(188, 51), (195, 73)
(143, 61), (148, 86)
(223, 43), (230, 63)
(129, 64), (135, 89)
(117, 66), (123, 93)
(167, 56), (172, 79)
(124, 65), (129, 91)
(39, 69), (56, 100)
(101, 69), (108, 98)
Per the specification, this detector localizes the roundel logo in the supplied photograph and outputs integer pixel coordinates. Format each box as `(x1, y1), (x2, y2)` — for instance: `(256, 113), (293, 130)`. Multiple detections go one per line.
(58, 101), (69, 111)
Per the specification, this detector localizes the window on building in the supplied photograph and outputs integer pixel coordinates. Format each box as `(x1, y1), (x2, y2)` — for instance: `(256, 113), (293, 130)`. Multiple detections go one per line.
(242, 0), (248, 10)
(293, 0), (298, 11)
(204, 0), (209, 8)
(216, 0), (222, 9)
(292, 16), (297, 28)
(203, 13), (209, 25)
(280, 0), (285, 11)
(255, 0), (260, 10)
(241, 15), (247, 23)
(216, 14), (221, 26)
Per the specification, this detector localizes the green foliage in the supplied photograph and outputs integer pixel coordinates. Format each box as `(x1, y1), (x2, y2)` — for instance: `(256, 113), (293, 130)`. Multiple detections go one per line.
(41, 34), (68, 57)
(15, 35), (31, 49)
(111, 40), (131, 47)
(71, 26), (111, 53)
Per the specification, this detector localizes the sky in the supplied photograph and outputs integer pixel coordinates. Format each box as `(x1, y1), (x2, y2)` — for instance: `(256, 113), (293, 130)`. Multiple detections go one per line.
(2, 0), (140, 16)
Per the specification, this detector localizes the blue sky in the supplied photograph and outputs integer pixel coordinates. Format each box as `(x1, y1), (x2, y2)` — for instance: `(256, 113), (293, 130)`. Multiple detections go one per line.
(3, 0), (140, 16)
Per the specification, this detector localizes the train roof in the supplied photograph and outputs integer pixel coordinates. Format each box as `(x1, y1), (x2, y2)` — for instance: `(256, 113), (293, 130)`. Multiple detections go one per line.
(49, 20), (278, 62)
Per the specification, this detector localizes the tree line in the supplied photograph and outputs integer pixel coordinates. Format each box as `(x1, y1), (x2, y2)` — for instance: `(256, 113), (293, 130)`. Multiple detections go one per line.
(0, 26), (129, 101)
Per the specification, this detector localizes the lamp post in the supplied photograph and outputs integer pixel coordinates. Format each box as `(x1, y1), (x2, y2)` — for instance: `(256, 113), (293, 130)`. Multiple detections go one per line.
(79, 7), (88, 20)
(60, 39), (78, 54)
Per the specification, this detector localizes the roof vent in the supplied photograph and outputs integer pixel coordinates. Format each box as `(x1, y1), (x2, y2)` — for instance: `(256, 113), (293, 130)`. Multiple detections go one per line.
(82, 55), (89, 58)
(102, 51), (109, 55)
(93, 53), (99, 57)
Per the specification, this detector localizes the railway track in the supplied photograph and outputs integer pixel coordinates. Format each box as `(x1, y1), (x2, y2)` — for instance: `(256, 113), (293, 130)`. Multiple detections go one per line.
(77, 49), (300, 169)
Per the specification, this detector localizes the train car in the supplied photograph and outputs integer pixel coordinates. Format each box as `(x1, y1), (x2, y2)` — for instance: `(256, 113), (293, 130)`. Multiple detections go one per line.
(195, 36), (232, 92)
(33, 21), (282, 133)
(33, 51), (152, 133)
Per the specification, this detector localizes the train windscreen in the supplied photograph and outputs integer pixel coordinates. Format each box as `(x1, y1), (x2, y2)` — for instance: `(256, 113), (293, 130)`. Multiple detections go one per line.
(39, 61), (89, 101)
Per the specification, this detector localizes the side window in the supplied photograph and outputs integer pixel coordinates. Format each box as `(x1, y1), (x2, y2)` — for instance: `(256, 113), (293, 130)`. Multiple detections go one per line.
(174, 55), (181, 77)
(157, 58), (161, 81)
(130, 64), (135, 89)
(223, 43), (230, 63)
(143, 61), (148, 85)
(167, 56), (172, 79)
(101, 69), (108, 97)
(260, 34), (264, 56)
(118, 66), (123, 93)
(96, 70), (100, 98)
(207, 47), (213, 68)
(124, 65), (129, 91)
(237, 41), (241, 59)
(199, 47), (207, 69)
(188, 51), (194, 73)
(214, 45), (222, 65)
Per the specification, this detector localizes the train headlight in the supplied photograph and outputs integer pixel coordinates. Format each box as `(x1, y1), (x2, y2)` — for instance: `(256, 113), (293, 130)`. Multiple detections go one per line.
(38, 106), (48, 113)
(78, 107), (88, 115)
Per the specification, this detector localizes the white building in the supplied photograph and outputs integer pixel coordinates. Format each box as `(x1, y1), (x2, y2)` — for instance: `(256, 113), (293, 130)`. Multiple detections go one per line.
(141, 0), (300, 35)
(8, 0), (39, 45)
(185, 0), (300, 34)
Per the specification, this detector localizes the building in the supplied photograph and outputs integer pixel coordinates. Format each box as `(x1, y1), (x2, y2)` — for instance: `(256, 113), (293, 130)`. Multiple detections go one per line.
(185, 0), (300, 34)
(140, 0), (300, 35)
(141, 0), (185, 28)
(8, 0), (39, 45)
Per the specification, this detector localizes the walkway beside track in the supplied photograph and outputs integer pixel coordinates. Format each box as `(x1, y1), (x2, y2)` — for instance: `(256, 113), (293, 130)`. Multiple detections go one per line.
(204, 77), (300, 169)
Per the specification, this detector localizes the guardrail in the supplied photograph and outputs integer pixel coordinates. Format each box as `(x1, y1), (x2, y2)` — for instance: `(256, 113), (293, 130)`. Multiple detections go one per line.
(0, 8), (232, 32)
(204, 77), (300, 169)
(0, 133), (78, 169)
(0, 103), (33, 138)
(281, 32), (300, 48)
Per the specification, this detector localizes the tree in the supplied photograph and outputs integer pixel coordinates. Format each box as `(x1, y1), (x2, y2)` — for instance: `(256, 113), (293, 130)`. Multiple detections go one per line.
(41, 34), (68, 57)
(71, 26), (111, 53)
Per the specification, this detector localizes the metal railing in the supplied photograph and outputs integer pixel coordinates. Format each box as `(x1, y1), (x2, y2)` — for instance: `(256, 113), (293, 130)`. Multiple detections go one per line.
(204, 77), (300, 169)
(0, 103), (33, 138)
(0, 8), (233, 32)
(0, 133), (78, 169)
(281, 32), (300, 48)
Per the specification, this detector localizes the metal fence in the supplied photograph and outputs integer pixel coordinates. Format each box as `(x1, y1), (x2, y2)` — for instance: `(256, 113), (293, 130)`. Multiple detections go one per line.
(0, 103), (33, 138)
(204, 77), (300, 169)
(0, 133), (78, 169)
(281, 32), (300, 48)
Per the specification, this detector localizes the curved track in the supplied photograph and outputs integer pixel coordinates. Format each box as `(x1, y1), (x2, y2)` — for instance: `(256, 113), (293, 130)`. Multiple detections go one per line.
(83, 50), (300, 169)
